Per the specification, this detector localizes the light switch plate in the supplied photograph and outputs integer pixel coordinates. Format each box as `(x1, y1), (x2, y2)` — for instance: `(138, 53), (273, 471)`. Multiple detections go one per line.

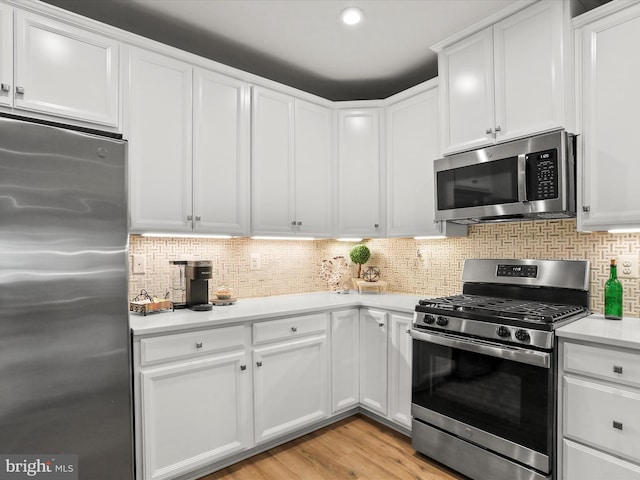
(616, 254), (639, 279)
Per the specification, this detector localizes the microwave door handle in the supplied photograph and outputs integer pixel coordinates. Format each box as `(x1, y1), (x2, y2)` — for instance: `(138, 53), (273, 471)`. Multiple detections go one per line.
(517, 154), (528, 202)
(410, 329), (550, 368)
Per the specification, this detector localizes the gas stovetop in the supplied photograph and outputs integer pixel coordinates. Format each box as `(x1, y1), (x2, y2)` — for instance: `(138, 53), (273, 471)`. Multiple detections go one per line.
(416, 294), (588, 325)
(412, 259), (591, 350)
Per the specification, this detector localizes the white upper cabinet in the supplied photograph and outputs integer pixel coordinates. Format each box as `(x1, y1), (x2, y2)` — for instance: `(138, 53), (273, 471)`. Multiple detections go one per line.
(294, 99), (334, 237)
(386, 83), (467, 238)
(14, 10), (119, 127)
(251, 87), (295, 236)
(251, 86), (334, 237)
(127, 48), (193, 233)
(437, 28), (495, 154)
(337, 108), (382, 238)
(127, 47), (250, 235)
(193, 68), (250, 235)
(0, 4), (12, 108)
(574, 1), (640, 231)
(435, 1), (571, 154)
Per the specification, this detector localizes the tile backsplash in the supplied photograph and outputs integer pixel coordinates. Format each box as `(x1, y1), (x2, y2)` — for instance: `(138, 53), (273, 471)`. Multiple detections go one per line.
(129, 219), (640, 317)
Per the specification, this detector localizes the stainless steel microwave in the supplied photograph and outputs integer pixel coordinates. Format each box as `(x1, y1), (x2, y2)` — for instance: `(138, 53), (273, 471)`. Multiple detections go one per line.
(434, 131), (576, 224)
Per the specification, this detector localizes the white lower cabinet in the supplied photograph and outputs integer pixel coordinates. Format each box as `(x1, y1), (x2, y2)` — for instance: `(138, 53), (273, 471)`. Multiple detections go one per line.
(134, 307), (413, 480)
(559, 339), (640, 480)
(564, 439), (640, 480)
(252, 315), (329, 444)
(359, 309), (388, 415)
(388, 313), (413, 429)
(331, 309), (360, 413)
(136, 326), (251, 480)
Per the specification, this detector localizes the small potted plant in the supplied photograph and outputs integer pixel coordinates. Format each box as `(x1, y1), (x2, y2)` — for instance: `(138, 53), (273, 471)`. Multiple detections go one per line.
(349, 244), (371, 279)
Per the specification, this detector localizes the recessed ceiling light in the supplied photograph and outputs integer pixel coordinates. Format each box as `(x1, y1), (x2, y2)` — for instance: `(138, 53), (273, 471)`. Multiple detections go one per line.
(341, 7), (363, 26)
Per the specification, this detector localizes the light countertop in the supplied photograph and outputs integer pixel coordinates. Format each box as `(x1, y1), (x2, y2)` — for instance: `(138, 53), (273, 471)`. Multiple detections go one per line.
(130, 291), (423, 336)
(557, 313), (640, 350)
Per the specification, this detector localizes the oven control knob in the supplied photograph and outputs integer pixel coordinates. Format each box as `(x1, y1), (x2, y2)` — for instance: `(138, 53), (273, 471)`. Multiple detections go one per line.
(424, 314), (436, 324)
(436, 316), (449, 326)
(515, 329), (530, 343)
(496, 326), (510, 338)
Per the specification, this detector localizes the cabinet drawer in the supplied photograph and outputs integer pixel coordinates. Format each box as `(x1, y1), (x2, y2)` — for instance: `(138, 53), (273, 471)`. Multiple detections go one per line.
(564, 376), (640, 463)
(253, 313), (327, 345)
(563, 439), (640, 480)
(564, 342), (640, 388)
(141, 326), (246, 366)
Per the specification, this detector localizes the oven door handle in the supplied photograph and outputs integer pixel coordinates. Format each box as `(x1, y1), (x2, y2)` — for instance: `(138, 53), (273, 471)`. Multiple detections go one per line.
(410, 329), (550, 368)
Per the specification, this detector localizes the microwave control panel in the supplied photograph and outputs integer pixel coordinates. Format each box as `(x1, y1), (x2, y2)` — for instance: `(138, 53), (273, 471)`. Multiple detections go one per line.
(526, 148), (558, 201)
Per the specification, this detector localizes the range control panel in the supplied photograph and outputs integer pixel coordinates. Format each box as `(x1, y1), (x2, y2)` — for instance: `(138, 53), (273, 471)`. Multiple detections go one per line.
(496, 264), (538, 278)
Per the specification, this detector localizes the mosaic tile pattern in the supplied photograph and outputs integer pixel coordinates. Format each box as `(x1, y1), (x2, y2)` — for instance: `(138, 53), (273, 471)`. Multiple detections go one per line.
(129, 219), (640, 317)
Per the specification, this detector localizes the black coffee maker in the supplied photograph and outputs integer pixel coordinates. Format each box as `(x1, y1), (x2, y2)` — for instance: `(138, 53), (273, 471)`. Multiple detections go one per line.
(186, 260), (213, 311)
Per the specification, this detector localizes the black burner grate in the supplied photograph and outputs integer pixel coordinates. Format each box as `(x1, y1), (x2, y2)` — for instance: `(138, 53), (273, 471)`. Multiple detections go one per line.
(418, 294), (587, 324)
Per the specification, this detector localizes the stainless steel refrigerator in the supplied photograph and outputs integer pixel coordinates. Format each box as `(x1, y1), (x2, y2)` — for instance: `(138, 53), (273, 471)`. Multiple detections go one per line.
(0, 116), (133, 479)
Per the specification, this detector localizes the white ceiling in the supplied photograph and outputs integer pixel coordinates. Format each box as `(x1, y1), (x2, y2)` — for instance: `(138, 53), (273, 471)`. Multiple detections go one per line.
(42, 0), (603, 100)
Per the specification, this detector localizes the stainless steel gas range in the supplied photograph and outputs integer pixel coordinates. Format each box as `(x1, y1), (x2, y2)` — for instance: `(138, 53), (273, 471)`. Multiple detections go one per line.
(410, 259), (590, 480)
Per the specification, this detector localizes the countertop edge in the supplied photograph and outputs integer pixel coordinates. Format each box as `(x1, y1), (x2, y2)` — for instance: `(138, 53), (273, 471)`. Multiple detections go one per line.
(556, 313), (640, 350)
(130, 292), (422, 337)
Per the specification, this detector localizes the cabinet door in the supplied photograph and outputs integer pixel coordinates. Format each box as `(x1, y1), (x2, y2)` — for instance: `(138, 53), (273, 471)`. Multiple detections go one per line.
(387, 88), (443, 237)
(253, 335), (329, 444)
(127, 48), (193, 233)
(14, 11), (119, 127)
(577, 3), (640, 231)
(294, 99), (334, 237)
(193, 69), (250, 235)
(0, 4), (12, 108)
(388, 313), (412, 429)
(140, 352), (251, 480)
(439, 28), (494, 154)
(331, 310), (359, 413)
(337, 109), (382, 237)
(251, 86), (295, 235)
(359, 309), (388, 415)
(494, 1), (565, 142)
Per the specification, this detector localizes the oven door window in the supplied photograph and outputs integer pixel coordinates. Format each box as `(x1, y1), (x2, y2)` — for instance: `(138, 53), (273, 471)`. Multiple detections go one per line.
(437, 157), (519, 210)
(412, 339), (551, 455)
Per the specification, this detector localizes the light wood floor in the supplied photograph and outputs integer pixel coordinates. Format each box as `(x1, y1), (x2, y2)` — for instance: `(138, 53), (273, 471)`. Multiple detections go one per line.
(199, 414), (468, 480)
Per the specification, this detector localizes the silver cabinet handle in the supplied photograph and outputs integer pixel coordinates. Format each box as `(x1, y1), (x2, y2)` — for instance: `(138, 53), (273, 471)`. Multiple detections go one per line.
(485, 127), (493, 134)
(582, 206), (590, 213)
(405, 328), (411, 334)
(15, 86), (24, 95)
(256, 361), (263, 367)
(378, 322), (384, 327)
(291, 326), (297, 332)
(291, 220), (296, 226)
(187, 215), (193, 221)
(613, 421), (623, 430)
(613, 365), (623, 374)
(195, 342), (203, 349)
(495, 125), (502, 132)
(0, 83), (9, 92)
(240, 365), (247, 371)
(374, 223), (379, 228)
(195, 216), (201, 221)
(297, 221), (302, 226)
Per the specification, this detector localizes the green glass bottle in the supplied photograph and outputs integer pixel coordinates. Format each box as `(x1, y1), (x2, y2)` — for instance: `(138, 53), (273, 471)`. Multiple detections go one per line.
(604, 259), (623, 320)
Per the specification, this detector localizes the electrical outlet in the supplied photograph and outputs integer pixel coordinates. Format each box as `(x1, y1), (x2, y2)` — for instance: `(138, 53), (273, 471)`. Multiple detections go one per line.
(132, 254), (146, 274)
(617, 254), (639, 279)
(250, 253), (261, 271)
